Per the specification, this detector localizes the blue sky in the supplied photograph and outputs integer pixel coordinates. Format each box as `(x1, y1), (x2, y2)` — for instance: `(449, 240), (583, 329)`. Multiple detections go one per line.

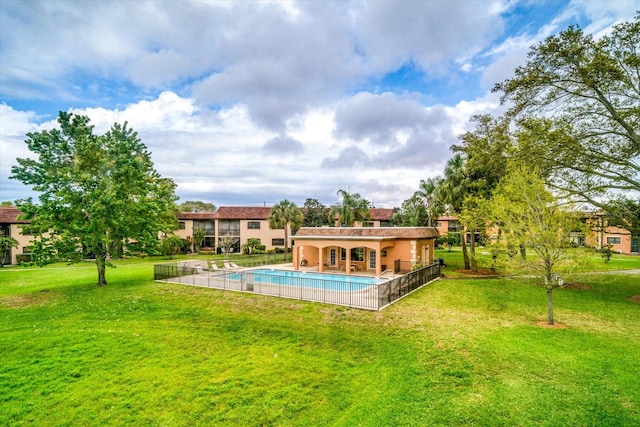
(0, 0), (636, 208)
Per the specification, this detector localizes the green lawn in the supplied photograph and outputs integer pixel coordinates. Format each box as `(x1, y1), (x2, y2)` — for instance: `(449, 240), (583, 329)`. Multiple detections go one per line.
(1, 253), (639, 426)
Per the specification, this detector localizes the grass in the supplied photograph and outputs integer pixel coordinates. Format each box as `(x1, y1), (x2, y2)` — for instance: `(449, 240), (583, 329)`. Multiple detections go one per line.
(1, 252), (639, 426)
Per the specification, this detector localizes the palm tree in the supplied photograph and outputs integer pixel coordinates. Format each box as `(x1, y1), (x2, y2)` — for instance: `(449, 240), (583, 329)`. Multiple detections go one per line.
(417, 177), (445, 226)
(330, 189), (371, 227)
(269, 199), (303, 261)
(440, 154), (471, 269)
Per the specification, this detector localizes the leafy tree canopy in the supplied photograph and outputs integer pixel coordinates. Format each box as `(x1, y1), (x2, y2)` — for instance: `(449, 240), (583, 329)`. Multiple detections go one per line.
(330, 189), (371, 227)
(491, 164), (585, 325)
(302, 198), (330, 227)
(10, 112), (178, 286)
(494, 15), (640, 208)
(178, 200), (216, 212)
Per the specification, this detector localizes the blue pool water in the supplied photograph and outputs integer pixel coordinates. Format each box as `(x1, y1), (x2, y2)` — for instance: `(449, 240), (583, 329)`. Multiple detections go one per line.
(231, 269), (385, 291)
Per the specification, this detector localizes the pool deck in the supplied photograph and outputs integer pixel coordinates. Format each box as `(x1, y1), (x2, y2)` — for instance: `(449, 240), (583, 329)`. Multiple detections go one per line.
(271, 262), (399, 279)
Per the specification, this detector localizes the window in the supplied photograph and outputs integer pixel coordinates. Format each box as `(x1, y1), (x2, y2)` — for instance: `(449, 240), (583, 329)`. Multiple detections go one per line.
(219, 220), (240, 236)
(607, 237), (621, 245)
(179, 222), (186, 230)
(362, 221), (374, 227)
(23, 246), (33, 254)
(272, 238), (285, 246)
(448, 220), (461, 232)
(436, 221), (443, 228)
(248, 221), (261, 229)
(330, 248), (336, 265)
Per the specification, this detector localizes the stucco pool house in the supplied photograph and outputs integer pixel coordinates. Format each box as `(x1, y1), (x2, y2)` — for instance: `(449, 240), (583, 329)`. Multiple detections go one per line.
(292, 227), (439, 276)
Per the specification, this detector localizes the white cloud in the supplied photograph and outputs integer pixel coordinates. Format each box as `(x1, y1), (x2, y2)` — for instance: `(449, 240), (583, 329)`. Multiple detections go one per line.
(1, 0), (637, 207)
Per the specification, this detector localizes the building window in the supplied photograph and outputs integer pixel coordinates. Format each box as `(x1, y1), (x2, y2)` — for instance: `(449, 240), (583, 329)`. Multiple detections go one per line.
(381, 249), (387, 257)
(179, 222), (186, 230)
(23, 246), (33, 254)
(607, 237), (621, 245)
(248, 221), (261, 230)
(369, 250), (376, 269)
(272, 238), (285, 246)
(436, 221), (443, 228)
(448, 220), (461, 232)
(362, 221), (374, 227)
(219, 220), (240, 236)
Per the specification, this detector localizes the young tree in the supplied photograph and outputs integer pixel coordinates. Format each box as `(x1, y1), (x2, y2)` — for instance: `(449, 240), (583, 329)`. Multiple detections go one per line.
(242, 238), (264, 254)
(192, 224), (206, 252)
(494, 15), (640, 209)
(0, 233), (19, 267)
(269, 199), (303, 261)
(220, 234), (236, 255)
(161, 235), (184, 259)
(11, 112), (178, 286)
(492, 164), (582, 325)
(330, 189), (371, 227)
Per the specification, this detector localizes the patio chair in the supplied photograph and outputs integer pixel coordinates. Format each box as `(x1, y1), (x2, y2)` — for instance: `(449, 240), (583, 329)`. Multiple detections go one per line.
(223, 261), (240, 270)
(209, 261), (222, 271)
(229, 261), (242, 269)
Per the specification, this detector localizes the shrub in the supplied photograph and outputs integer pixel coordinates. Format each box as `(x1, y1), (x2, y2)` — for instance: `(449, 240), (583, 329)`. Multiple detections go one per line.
(600, 245), (614, 263)
(16, 254), (32, 265)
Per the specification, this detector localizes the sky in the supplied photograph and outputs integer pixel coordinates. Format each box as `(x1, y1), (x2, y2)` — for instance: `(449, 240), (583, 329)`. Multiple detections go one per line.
(0, 0), (636, 209)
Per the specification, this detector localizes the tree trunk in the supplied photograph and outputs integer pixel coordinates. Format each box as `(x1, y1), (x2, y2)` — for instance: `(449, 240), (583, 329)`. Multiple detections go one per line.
(461, 229), (470, 270)
(519, 243), (527, 260)
(284, 225), (289, 262)
(546, 287), (554, 325)
(96, 255), (108, 287)
(470, 229), (477, 272)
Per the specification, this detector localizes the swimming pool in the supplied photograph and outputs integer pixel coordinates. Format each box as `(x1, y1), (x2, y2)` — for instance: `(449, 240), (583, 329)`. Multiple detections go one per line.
(233, 268), (385, 291)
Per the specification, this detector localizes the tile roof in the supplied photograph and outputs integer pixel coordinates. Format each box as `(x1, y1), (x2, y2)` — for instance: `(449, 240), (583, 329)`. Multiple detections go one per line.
(369, 208), (394, 221)
(213, 206), (273, 220)
(0, 206), (29, 224)
(294, 226), (438, 240)
(177, 212), (217, 220)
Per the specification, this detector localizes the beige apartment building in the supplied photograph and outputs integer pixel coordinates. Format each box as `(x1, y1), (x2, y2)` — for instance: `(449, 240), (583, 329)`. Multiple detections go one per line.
(175, 207), (290, 254)
(0, 206), (33, 265)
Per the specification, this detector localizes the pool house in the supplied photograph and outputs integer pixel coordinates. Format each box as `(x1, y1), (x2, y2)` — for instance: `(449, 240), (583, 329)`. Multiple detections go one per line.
(292, 226), (439, 276)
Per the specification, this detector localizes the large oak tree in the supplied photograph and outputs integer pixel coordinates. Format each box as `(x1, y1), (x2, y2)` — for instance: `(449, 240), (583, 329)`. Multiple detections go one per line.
(11, 112), (178, 286)
(494, 15), (640, 207)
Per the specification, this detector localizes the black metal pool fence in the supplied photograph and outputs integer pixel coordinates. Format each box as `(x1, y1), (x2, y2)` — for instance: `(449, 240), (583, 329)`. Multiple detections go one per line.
(154, 262), (441, 310)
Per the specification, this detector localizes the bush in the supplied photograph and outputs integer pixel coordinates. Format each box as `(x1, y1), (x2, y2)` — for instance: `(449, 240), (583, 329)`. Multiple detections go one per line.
(600, 245), (614, 263)
(16, 254), (32, 264)
(198, 250), (216, 255)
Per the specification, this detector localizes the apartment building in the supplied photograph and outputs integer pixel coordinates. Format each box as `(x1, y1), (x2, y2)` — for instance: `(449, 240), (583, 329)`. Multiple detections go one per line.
(0, 206), (32, 265)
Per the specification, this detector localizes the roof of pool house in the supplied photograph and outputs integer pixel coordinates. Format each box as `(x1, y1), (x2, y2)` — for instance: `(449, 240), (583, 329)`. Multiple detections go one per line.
(293, 226), (439, 240)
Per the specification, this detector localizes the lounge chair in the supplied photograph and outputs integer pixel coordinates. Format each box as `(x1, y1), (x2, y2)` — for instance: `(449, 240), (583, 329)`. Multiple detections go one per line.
(223, 261), (243, 270)
(209, 261), (222, 271)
